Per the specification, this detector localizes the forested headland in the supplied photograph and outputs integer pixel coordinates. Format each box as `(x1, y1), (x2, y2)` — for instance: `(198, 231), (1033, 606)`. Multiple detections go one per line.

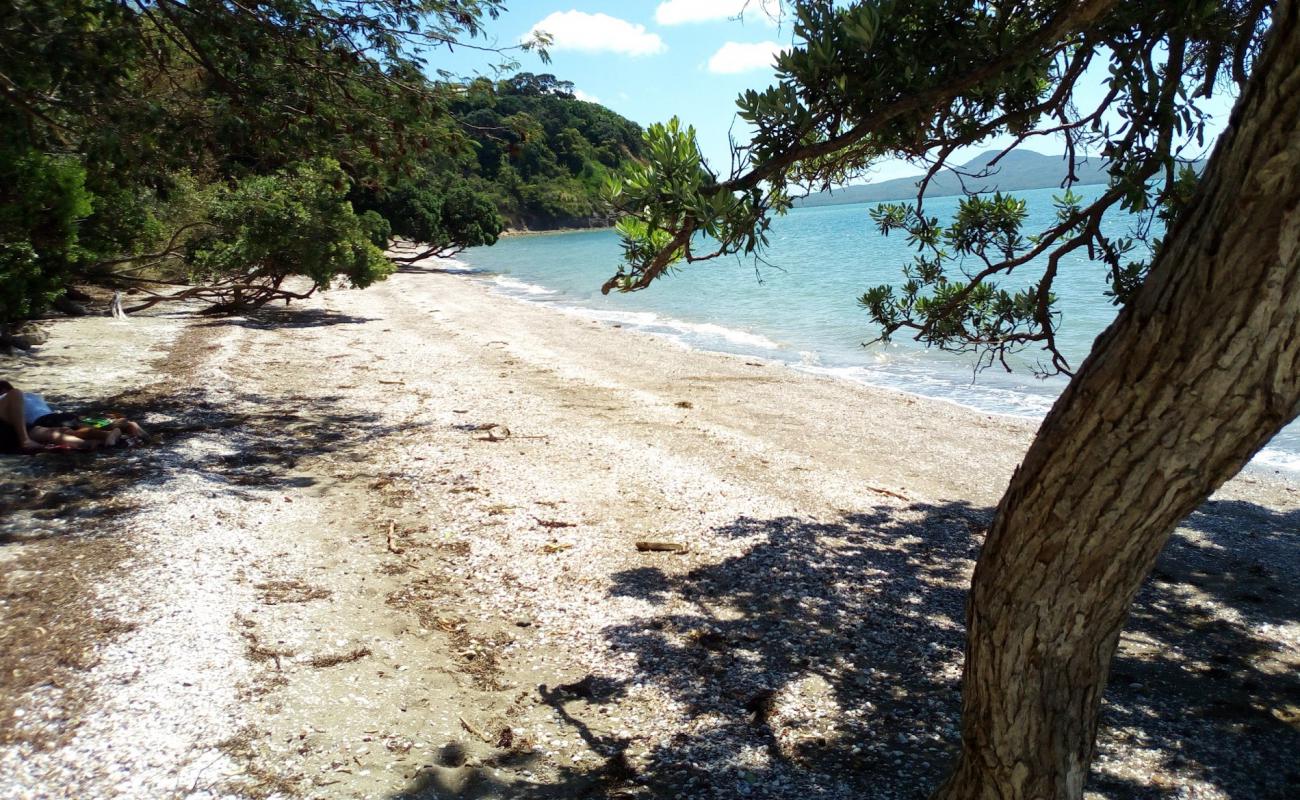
(449, 73), (645, 231)
(0, 0), (642, 341)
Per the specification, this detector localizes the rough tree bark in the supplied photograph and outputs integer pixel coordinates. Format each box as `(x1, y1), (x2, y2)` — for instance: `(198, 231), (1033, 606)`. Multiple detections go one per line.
(934, 5), (1300, 799)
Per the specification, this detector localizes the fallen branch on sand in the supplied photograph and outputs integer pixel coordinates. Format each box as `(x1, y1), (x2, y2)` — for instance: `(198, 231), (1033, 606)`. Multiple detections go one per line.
(457, 422), (511, 441)
(121, 276), (318, 315)
(458, 716), (492, 744)
(453, 421), (549, 442)
(476, 425), (511, 441)
(867, 486), (910, 501)
(635, 541), (689, 554)
(241, 630), (295, 671)
(386, 521), (404, 555)
(254, 579), (332, 605)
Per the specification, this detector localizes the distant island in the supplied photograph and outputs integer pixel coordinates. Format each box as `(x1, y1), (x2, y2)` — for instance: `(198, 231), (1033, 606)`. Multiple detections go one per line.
(795, 149), (1119, 207)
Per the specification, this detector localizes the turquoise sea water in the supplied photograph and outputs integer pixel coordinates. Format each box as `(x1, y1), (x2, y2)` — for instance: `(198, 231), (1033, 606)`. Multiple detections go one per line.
(458, 185), (1300, 479)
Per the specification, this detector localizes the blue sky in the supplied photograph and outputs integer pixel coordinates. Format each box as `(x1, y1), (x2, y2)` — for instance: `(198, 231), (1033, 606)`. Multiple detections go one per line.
(438, 1), (806, 174)
(435, 2), (1237, 184)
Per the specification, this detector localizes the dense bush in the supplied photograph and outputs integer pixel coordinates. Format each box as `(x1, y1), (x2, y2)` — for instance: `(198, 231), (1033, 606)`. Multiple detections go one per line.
(188, 160), (393, 298)
(0, 150), (93, 322)
(446, 74), (646, 229)
(0, 0), (639, 323)
(351, 181), (503, 254)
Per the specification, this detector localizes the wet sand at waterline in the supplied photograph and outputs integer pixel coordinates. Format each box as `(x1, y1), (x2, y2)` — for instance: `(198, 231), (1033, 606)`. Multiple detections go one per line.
(2, 265), (1297, 799)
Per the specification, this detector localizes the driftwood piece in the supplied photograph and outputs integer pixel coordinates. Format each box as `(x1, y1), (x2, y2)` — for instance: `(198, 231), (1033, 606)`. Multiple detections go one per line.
(306, 647), (371, 668)
(635, 541), (689, 554)
(386, 521), (404, 555)
(121, 279), (317, 315)
(867, 486), (910, 501)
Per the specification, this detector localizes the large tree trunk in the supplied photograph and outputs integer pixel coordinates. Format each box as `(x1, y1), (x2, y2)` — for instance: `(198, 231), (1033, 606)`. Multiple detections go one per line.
(934, 6), (1300, 799)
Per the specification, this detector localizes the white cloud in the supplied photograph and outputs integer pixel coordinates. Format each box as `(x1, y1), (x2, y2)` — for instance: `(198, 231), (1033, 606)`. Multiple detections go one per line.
(706, 41), (784, 74)
(573, 88), (601, 103)
(525, 11), (665, 56)
(655, 0), (780, 26)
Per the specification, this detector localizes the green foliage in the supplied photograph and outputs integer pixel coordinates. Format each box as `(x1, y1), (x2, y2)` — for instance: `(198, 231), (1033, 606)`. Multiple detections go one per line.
(445, 73), (646, 229)
(0, 0), (538, 318)
(437, 186), (505, 249)
(860, 193), (1058, 371)
(607, 0), (1271, 375)
(353, 181), (503, 253)
(188, 159), (392, 292)
(612, 218), (678, 290)
(1100, 165), (1200, 306)
(601, 118), (785, 293)
(358, 212), (392, 250)
(0, 150), (93, 322)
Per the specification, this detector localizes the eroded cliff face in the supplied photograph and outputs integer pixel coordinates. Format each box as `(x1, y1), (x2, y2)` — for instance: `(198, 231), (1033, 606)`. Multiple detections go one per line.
(504, 212), (619, 234)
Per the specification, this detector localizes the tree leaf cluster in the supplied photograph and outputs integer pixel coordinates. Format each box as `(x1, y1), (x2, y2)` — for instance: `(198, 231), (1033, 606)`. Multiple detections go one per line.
(187, 158), (393, 297)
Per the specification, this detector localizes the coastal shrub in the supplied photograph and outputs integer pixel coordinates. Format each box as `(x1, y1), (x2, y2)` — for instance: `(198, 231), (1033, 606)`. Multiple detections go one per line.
(186, 159), (392, 305)
(353, 181), (502, 253)
(0, 0), (543, 317)
(445, 73), (646, 229)
(0, 150), (93, 323)
(437, 186), (504, 250)
(0, 2), (650, 319)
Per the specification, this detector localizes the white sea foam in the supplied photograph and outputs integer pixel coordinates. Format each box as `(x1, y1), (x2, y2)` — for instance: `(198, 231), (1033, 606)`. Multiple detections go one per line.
(1251, 447), (1300, 476)
(658, 319), (781, 350)
(549, 304), (781, 350)
(794, 364), (868, 383)
(801, 359), (1299, 474)
(558, 306), (661, 327)
(468, 264), (1300, 474)
(792, 362), (1056, 419)
(492, 275), (558, 295)
(436, 257), (477, 272)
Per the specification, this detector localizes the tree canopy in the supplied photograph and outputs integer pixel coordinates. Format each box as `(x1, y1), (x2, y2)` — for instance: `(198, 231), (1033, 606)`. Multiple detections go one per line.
(0, 4), (644, 325)
(0, 0), (542, 322)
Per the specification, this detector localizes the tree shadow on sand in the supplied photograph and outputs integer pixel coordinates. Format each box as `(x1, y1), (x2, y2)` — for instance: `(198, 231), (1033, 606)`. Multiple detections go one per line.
(397, 501), (985, 800)
(194, 306), (379, 329)
(1091, 499), (1300, 799)
(0, 352), (418, 755)
(394, 495), (1299, 800)
(0, 383), (408, 545)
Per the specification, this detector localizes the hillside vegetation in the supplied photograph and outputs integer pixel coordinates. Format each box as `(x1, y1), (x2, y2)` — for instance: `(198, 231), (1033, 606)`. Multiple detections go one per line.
(0, 5), (640, 335)
(450, 74), (646, 230)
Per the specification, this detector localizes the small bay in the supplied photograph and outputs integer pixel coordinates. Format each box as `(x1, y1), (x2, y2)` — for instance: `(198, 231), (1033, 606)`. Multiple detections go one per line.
(462, 185), (1300, 478)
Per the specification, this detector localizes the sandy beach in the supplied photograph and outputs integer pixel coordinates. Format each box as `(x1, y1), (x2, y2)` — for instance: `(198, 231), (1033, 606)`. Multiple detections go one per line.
(2, 263), (1297, 799)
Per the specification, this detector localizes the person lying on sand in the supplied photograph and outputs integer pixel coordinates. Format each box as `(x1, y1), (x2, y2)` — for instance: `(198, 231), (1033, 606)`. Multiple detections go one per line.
(0, 380), (149, 452)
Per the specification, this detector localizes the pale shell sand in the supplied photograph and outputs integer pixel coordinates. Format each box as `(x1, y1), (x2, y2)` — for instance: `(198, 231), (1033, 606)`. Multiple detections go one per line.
(1, 265), (1296, 799)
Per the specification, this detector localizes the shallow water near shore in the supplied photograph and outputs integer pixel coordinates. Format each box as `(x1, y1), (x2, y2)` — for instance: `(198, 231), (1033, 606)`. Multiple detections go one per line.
(460, 186), (1300, 479)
